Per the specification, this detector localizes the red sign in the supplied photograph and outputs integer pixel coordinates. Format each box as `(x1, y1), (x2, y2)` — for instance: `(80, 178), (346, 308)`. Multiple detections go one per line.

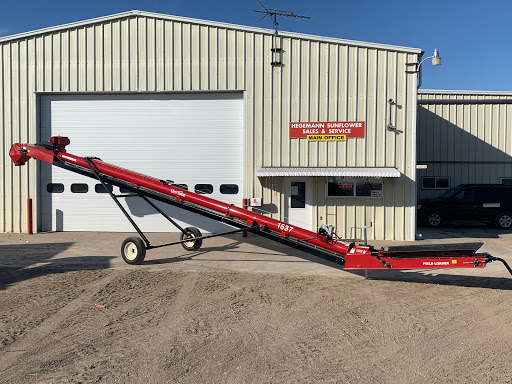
(289, 121), (365, 138)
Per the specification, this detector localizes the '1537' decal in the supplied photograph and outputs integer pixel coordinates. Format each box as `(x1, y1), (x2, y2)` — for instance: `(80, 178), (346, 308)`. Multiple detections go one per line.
(277, 223), (294, 232)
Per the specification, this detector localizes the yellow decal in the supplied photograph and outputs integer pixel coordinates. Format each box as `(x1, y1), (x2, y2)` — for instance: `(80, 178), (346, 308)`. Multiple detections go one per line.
(451, 260), (457, 264)
(307, 134), (346, 141)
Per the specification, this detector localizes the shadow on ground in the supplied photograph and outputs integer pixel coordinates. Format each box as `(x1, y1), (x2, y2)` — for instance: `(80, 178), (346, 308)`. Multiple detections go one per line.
(0, 243), (113, 290)
(346, 268), (512, 291)
(145, 236), (344, 270)
(148, 234), (512, 291)
(417, 226), (512, 240)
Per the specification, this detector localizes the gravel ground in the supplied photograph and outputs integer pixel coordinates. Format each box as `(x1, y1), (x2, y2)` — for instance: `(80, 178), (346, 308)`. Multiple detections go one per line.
(1, 228), (512, 383)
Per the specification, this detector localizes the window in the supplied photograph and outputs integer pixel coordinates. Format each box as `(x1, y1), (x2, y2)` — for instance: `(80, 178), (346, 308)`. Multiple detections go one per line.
(453, 189), (475, 202)
(47, 183), (64, 193)
(356, 178), (383, 197)
(422, 177), (450, 190)
(120, 186), (132, 193)
(195, 184), (213, 194)
(220, 184), (239, 194)
(291, 182), (306, 208)
(95, 184), (113, 193)
(71, 183), (89, 193)
(327, 177), (383, 198)
(477, 186), (512, 202)
(500, 178), (512, 186)
(171, 184), (188, 191)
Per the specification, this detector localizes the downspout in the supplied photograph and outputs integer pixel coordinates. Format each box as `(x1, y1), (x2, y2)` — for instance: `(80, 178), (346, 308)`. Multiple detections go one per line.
(417, 51), (424, 89)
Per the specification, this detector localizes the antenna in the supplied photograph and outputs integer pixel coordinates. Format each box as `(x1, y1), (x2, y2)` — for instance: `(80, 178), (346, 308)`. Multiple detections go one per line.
(254, 1), (310, 35)
(254, 2), (311, 66)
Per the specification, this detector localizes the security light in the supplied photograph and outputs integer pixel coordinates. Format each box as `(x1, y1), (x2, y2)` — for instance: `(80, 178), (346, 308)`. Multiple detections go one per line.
(405, 48), (442, 88)
(431, 49), (442, 66)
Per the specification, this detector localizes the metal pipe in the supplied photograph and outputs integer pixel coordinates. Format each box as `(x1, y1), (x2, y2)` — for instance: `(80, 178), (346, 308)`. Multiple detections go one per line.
(242, 198), (248, 237)
(27, 198), (33, 235)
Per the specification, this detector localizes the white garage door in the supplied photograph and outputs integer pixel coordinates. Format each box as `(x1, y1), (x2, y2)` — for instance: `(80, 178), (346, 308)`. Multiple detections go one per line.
(40, 93), (244, 233)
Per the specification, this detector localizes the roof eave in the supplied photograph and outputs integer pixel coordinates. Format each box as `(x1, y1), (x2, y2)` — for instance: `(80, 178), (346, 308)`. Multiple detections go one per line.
(419, 89), (512, 96)
(0, 10), (422, 54)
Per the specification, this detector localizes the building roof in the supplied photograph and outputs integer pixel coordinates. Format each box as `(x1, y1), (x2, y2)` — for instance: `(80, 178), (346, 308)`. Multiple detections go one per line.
(257, 167), (401, 178)
(419, 89), (512, 96)
(0, 10), (422, 54)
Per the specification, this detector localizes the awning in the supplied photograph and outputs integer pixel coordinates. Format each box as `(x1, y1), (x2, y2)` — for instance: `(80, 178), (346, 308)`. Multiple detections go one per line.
(256, 167), (401, 178)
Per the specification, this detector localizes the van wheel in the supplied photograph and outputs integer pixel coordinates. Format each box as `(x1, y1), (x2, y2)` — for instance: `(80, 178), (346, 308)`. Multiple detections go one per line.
(495, 212), (512, 229)
(427, 212), (443, 228)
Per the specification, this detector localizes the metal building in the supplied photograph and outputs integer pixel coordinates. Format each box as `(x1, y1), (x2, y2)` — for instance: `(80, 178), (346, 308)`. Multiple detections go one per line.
(1, 11), (421, 240)
(417, 90), (512, 200)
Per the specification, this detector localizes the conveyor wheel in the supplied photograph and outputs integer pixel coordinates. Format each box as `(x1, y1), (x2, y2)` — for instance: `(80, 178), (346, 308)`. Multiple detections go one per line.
(181, 227), (203, 251)
(121, 237), (147, 264)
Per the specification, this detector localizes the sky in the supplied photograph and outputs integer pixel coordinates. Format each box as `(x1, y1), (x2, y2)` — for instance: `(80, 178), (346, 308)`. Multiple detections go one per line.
(0, 0), (511, 91)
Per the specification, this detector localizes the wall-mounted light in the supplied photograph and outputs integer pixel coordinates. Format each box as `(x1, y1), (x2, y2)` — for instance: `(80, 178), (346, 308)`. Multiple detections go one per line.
(406, 48), (442, 88)
(431, 49), (442, 66)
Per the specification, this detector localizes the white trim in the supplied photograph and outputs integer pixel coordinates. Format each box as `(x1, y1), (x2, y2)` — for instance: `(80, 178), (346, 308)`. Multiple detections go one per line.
(410, 71), (419, 240)
(419, 89), (512, 96)
(257, 167), (400, 178)
(0, 10), (422, 54)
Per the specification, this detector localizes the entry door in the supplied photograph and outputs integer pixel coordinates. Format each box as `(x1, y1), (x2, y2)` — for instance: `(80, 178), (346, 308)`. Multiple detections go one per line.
(285, 178), (313, 231)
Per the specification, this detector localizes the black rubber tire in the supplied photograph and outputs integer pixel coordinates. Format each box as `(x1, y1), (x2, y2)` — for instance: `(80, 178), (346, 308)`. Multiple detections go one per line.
(121, 237), (146, 264)
(495, 211), (512, 229)
(427, 211), (443, 228)
(180, 227), (203, 251)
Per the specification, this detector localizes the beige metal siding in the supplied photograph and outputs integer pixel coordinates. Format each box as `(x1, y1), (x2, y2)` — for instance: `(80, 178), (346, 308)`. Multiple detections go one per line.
(1, 14), (418, 240)
(418, 92), (512, 200)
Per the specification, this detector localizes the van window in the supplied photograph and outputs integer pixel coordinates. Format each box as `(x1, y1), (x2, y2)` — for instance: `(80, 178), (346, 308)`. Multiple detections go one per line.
(454, 189), (475, 202)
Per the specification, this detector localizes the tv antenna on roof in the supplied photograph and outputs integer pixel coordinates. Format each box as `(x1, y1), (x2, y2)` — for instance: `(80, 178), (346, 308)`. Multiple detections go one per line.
(254, 1), (310, 35)
(254, 2), (310, 66)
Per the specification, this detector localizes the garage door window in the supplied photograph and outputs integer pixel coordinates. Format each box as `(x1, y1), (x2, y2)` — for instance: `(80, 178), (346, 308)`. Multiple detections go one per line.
(195, 184), (213, 194)
(171, 184), (188, 191)
(47, 183), (64, 193)
(220, 184), (239, 194)
(71, 184), (89, 193)
(95, 184), (113, 193)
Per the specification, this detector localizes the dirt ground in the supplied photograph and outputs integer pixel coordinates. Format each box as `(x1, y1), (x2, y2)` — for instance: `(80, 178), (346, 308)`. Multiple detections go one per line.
(2, 228), (512, 383)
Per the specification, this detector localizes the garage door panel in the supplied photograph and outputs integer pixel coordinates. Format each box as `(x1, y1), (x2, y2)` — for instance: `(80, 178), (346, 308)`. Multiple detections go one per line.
(40, 93), (244, 232)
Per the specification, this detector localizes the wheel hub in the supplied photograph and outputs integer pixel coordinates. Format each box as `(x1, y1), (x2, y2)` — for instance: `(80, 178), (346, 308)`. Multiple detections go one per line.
(124, 242), (138, 261)
(429, 214), (441, 226)
(500, 215), (512, 228)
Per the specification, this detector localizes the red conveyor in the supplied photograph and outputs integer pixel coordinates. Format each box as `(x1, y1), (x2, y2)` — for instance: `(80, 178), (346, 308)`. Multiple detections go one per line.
(9, 137), (512, 276)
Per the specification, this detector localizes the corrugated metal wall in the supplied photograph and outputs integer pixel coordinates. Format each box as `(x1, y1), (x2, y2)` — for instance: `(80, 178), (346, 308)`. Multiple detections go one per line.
(0, 13), (419, 240)
(418, 91), (512, 200)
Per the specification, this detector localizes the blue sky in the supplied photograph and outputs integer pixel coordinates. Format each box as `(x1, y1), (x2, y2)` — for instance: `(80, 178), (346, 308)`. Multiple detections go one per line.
(1, 0), (510, 91)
